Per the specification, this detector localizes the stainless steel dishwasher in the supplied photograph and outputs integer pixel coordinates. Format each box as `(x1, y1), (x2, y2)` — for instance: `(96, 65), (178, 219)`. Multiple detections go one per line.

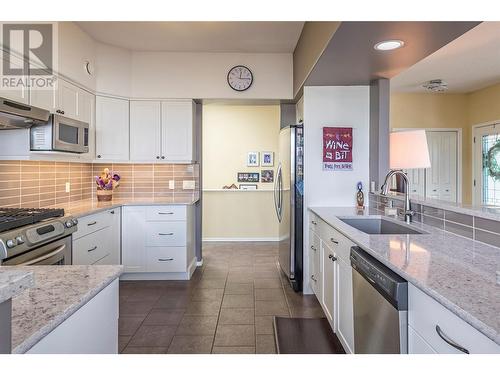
(350, 246), (408, 354)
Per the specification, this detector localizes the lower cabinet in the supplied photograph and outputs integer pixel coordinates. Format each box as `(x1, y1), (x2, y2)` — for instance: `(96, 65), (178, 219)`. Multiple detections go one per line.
(322, 244), (336, 325)
(72, 208), (120, 265)
(27, 279), (119, 354)
(121, 205), (196, 280)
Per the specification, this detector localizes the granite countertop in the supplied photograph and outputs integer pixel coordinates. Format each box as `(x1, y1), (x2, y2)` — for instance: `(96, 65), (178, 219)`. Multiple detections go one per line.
(0, 269), (34, 304)
(9, 265), (123, 353)
(370, 191), (500, 221)
(309, 206), (500, 345)
(54, 196), (200, 218)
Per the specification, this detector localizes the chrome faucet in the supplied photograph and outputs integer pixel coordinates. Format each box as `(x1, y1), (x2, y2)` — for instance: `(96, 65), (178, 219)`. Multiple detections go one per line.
(380, 170), (414, 224)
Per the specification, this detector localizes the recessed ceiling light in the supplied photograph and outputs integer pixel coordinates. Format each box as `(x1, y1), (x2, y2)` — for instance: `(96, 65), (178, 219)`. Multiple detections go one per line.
(374, 40), (405, 51)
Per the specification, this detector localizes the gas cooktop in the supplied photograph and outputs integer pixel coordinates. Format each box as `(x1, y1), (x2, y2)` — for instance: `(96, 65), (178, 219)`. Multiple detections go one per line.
(0, 208), (65, 233)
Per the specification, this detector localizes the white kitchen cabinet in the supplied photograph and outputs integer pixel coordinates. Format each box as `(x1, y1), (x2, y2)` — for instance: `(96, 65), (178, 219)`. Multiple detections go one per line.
(0, 52), (28, 104)
(336, 256), (355, 353)
(95, 96), (129, 161)
(161, 100), (194, 162)
(308, 229), (322, 299)
(30, 83), (57, 112)
(27, 279), (119, 354)
(121, 205), (196, 280)
(72, 208), (120, 265)
(322, 243), (336, 325)
(130, 101), (161, 161)
(57, 79), (79, 119)
(408, 283), (500, 354)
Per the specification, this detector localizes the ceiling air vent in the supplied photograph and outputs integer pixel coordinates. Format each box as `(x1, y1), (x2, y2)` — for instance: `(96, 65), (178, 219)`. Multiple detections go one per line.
(422, 79), (448, 92)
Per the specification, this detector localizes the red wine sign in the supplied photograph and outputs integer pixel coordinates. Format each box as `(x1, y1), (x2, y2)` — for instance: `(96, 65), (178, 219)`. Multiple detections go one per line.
(323, 127), (353, 171)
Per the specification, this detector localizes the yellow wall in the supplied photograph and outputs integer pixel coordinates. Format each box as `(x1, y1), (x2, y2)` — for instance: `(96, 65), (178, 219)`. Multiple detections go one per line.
(391, 82), (500, 204)
(202, 104), (281, 240)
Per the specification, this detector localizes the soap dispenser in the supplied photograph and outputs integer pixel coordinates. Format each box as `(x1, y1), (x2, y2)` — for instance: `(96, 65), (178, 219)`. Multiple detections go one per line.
(356, 181), (365, 210)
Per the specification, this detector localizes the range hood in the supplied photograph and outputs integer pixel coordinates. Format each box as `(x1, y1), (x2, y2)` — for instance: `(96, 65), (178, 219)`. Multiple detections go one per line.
(0, 97), (50, 130)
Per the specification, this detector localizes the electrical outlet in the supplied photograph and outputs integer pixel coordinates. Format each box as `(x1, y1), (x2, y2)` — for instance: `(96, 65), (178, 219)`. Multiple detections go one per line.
(183, 180), (196, 190)
(169, 180), (175, 190)
(65, 182), (70, 193)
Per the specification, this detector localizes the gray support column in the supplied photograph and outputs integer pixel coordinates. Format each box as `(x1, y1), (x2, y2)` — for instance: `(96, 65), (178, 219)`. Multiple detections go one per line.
(194, 101), (203, 263)
(280, 103), (297, 129)
(369, 79), (390, 191)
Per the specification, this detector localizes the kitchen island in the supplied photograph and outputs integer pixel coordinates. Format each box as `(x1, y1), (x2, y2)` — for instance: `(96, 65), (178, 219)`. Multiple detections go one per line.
(10, 265), (123, 354)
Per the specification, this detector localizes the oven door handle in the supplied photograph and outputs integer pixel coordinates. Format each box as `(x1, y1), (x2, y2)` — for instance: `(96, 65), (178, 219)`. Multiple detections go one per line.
(16, 244), (67, 266)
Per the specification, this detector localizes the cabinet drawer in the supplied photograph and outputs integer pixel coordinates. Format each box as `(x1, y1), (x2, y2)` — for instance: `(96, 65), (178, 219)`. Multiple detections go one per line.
(73, 209), (117, 240)
(408, 284), (500, 354)
(318, 220), (354, 262)
(73, 226), (113, 265)
(146, 206), (186, 221)
(309, 211), (320, 232)
(146, 222), (187, 246)
(146, 247), (187, 272)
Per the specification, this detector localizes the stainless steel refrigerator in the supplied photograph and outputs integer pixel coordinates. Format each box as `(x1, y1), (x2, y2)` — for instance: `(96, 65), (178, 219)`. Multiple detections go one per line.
(274, 124), (304, 292)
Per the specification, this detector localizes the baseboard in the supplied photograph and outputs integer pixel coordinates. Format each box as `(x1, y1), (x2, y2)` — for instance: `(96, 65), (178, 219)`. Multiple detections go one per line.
(202, 237), (279, 242)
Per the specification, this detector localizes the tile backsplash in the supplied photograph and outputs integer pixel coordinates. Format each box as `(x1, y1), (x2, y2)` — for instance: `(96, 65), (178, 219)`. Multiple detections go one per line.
(0, 161), (199, 208)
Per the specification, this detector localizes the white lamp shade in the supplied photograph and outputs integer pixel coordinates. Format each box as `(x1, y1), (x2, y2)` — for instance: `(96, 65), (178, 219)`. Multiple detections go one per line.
(390, 130), (431, 169)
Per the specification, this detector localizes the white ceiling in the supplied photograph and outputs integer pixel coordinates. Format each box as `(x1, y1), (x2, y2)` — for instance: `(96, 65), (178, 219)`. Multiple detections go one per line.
(391, 22), (500, 93)
(75, 22), (304, 53)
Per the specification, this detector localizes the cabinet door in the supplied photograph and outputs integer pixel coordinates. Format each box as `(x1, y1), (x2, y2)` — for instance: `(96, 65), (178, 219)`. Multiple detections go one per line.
(322, 244), (336, 325)
(57, 79), (79, 118)
(0, 52), (28, 104)
(161, 100), (194, 161)
(30, 84), (57, 112)
(130, 101), (161, 161)
(309, 230), (322, 298)
(337, 257), (355, 353)
(121, 207), (146, 272)
(95, 96), (129, 161)
(108, 207), (121, 264)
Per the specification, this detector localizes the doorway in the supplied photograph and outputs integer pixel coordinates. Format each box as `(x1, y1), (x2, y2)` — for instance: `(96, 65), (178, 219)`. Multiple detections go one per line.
(473, 122), (500, 206)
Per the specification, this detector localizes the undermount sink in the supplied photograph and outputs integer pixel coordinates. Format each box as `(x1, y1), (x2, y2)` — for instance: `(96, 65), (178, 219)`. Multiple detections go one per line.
(338, 217), (426, 235)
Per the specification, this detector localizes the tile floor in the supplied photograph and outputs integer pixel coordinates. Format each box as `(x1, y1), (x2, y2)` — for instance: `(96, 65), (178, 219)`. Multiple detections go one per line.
(118, 242), (325, 354)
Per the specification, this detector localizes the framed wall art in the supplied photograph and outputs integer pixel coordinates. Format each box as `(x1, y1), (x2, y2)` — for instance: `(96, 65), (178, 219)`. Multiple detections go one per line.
(261, 169), (274, 183)
(237, 172), (260, 183)
(247, 152), (259, 167)
(261, 151), (274, 167)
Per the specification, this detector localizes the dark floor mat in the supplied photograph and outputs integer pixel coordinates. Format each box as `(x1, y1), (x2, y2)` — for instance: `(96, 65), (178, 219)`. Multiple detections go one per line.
(273, 317), (346, 354)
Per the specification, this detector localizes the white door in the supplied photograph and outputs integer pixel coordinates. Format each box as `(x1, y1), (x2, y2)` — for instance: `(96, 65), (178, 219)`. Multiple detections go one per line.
(405, 168), (425, 197)
(161, 100), (194, 161)
(130, 101), (161, 161)
(57, 79), (79, 118)
(0, 52), (29, 104)
(121, 207), (146, 272)
(95, 96), (129, 161)
(474, 123), (500, 206)
(425, 131), (458, 202)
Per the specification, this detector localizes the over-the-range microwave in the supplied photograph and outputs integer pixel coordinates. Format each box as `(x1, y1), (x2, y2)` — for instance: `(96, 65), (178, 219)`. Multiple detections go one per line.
(30, 114), (89, 153)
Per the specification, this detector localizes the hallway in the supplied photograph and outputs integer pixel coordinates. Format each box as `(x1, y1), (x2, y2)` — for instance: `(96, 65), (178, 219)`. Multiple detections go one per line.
(118, 242), (324, 354)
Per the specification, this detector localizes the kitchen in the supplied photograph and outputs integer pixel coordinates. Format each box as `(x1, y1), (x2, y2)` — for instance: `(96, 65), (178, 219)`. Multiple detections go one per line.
(0, 6), (498, 373)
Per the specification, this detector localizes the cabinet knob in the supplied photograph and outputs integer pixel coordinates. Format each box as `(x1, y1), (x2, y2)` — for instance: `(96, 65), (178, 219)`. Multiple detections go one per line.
(310, 245), (317, 251)
(61, 110), (65, 115)
(311, 220), (317, 225)
(330, 238), (339, 245)
(110, 210), (115, 214)
(161, 156), (165, 159)
(311, 275), (317, 282)
(97, 155), (102, 158)
(156, 156), (160, 159)
(328, 254), (337, 262)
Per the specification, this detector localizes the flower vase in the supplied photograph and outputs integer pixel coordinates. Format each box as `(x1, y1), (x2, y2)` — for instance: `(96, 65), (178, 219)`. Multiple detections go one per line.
(96, 189), (113, 202)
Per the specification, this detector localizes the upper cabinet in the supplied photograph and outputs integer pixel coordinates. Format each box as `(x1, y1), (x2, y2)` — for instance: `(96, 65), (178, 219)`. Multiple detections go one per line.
(129, 99), (194, 163)
(96, 96), (129, 161)
(130, 101), (161, 161)
(161, 100), (194, 162)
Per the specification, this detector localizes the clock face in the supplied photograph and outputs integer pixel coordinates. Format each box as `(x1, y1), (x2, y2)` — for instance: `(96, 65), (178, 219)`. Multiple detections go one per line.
(227, 65), (253, 91)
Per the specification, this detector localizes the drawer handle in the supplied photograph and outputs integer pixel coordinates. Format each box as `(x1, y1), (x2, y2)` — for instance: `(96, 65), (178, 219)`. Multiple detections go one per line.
(311, 275), (317, 282)
(310, 245), (317, 251)
(158, 232), (174, 236)
(158, 258), (174, 262)
(158, 212), (174, 215)
(435, 325), (469, 354)
(311, 220), (317, 225)
(330, 238), (339, 244)
(87, 221), (97, 226)
(328, 254), (337, 262)
(87, 246), (98, 252)
(110, 210), (115, 214)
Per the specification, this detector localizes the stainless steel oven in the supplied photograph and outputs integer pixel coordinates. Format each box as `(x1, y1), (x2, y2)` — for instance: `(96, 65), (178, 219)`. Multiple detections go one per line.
(1, 236), (72, 266)
(30, 114), (89, 153)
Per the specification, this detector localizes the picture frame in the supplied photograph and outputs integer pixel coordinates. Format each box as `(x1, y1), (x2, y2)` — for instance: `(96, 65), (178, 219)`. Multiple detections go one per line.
(261, 169), (274, 183)
(261, 151), (274, 167)
(239, 184), (258, 190)
(237, 172), (260, 183)
(247, 152), (259, 167)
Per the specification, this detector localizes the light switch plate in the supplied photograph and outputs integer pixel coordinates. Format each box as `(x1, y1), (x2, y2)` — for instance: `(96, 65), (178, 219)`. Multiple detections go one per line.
(169, 180), (175, 190)
(183, 180), (195, 190)
(65, 182), (70, 193)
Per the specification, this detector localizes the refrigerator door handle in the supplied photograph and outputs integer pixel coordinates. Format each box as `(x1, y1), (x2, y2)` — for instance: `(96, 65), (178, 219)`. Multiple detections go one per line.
(274, 163), (281, 220)
(277, 164), (283, 222)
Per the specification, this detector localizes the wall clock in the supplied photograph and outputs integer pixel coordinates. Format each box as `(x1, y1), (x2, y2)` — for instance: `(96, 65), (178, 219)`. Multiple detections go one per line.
(227, 65), (253, 91)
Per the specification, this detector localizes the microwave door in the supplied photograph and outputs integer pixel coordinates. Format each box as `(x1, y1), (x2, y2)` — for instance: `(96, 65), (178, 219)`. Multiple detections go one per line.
(53, 116), (89, 153)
